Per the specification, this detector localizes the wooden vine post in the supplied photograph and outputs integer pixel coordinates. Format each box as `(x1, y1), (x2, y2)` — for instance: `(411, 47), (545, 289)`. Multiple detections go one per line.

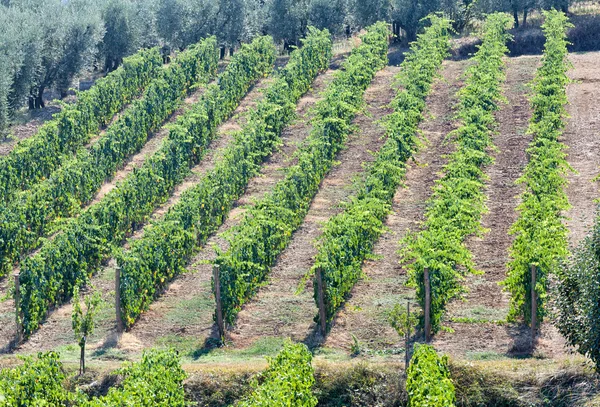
(14, 272), (22, 345)
(530, 264), (537, 346)
(424, 267), (431, 342)
(315, 267), (327, 337)
(115, 266), (124, 335)
(213, 265), (225, 342)
(405, 301), (410, 374)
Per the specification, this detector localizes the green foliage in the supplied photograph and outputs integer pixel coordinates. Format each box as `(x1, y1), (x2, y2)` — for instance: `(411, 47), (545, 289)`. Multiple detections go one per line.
(389, 303), (420, 338)
(556, 211), (600, 372)
(117, 28), (332, 328)
(0, 46), (163, 203)
(71, 285), (101, 374)
(400, 12), (513, 333)
(85, 349), (187, 406)
(71, 286), (102, 344)
(215, 22), (389, 326)
(0, 349), (186, 406)
(0, 37), (218, 281)
(101, 0), (137, 71)
(236, 341), (317, 407)
(406, 344), (456, 407)
(311, 15), (451, 328)
(15, 36), (274, 338)
(0, 352), (77, 406)
(501, 10), (572, 324)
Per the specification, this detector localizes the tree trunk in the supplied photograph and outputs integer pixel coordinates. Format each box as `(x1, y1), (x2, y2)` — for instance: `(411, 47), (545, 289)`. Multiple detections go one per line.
(523, 8), (528, 27)
(35, 86), (45, 109)
(28, 95), (35, 110)
(220, 46), (226, 60)
(229, 47), (234, 57)
(406, 26), (417, 43)
(513, 8), (520, 28)
(79, 337), (86, 375)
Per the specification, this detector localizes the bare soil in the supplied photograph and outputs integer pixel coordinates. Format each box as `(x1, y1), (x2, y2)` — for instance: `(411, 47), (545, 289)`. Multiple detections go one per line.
(563, 52), (600, 246)
(324, 60), (467, 353)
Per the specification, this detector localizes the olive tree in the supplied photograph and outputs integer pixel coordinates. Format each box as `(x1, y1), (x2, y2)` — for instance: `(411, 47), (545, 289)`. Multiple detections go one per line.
(101, 0), (137, 71)
(308, 0), (346, 36)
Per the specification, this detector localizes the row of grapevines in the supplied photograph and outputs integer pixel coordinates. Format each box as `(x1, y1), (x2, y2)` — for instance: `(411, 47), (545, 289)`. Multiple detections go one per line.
(501, 10), (573, 324)
(0, 37), (219, 279)
(0, 349), (186, 406)
(16, 36), (277, 337)
(0, 47), (163, 203)
(214, 22), (389, 325)
(116, 27), (332, 328)
(311, 15), (452, 327)
(236, 342), (317, 407)
(400, 13), (513, 333)
(0, 352), (76, 405)
(406, 344), (456, 407)
(85, 349), (186, 406)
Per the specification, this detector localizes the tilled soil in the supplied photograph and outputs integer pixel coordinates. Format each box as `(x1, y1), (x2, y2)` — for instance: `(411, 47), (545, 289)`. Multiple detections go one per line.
(7, 77), (273, 356)
(122, 66), (340, 353)
(229, 66), (400, 349)
(563, 52), (600, 247)
(324, 60), (468, 353)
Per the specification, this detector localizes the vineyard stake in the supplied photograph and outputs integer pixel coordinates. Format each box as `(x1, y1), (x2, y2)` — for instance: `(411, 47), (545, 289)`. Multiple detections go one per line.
(316, 267), (327, 337)
(405, 301), (410, 375)
(424, 267), (431, 342)
(14, 273), (22, 345)
(115, 266), (124, 335)
(530, 264), (537, 347)
(213, 265), (225, 342)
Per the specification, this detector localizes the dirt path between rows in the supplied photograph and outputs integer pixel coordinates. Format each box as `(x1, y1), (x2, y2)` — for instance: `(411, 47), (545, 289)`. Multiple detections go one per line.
(431, 56), (547, 358)
(563, 52), (600, 247)
(121, 65), (341, 355)
(434, 52), (600, 360)
(324, 60), (467, 353)
(229, 65), (400, 349)
(9, 77), (273, 356)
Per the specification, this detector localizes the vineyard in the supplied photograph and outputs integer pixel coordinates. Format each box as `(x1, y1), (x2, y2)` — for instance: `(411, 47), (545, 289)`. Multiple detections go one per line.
(1, 7), (600, 407)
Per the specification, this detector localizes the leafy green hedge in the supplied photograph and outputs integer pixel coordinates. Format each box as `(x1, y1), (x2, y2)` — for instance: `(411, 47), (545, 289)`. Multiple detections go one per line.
(0, 349), (187, 406)
(502, 10), (573, 324)
(116, 27), (332, 328)
(214, 22), (389, 326)
(407, 344), (455, 407)
(85, 349), (186, 406)
(0, 37), (219, 279)
(311, 15), (451, 327)
(17, 36), (276, 337)
(400, 13), (513, 333)
(0, 47), (163, 203)
(236, 342), (317, 407)
(0, 352), (77, 406)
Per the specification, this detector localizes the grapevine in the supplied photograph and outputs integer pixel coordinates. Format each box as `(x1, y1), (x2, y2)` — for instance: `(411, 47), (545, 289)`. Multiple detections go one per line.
(400, 13), (513, 333)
